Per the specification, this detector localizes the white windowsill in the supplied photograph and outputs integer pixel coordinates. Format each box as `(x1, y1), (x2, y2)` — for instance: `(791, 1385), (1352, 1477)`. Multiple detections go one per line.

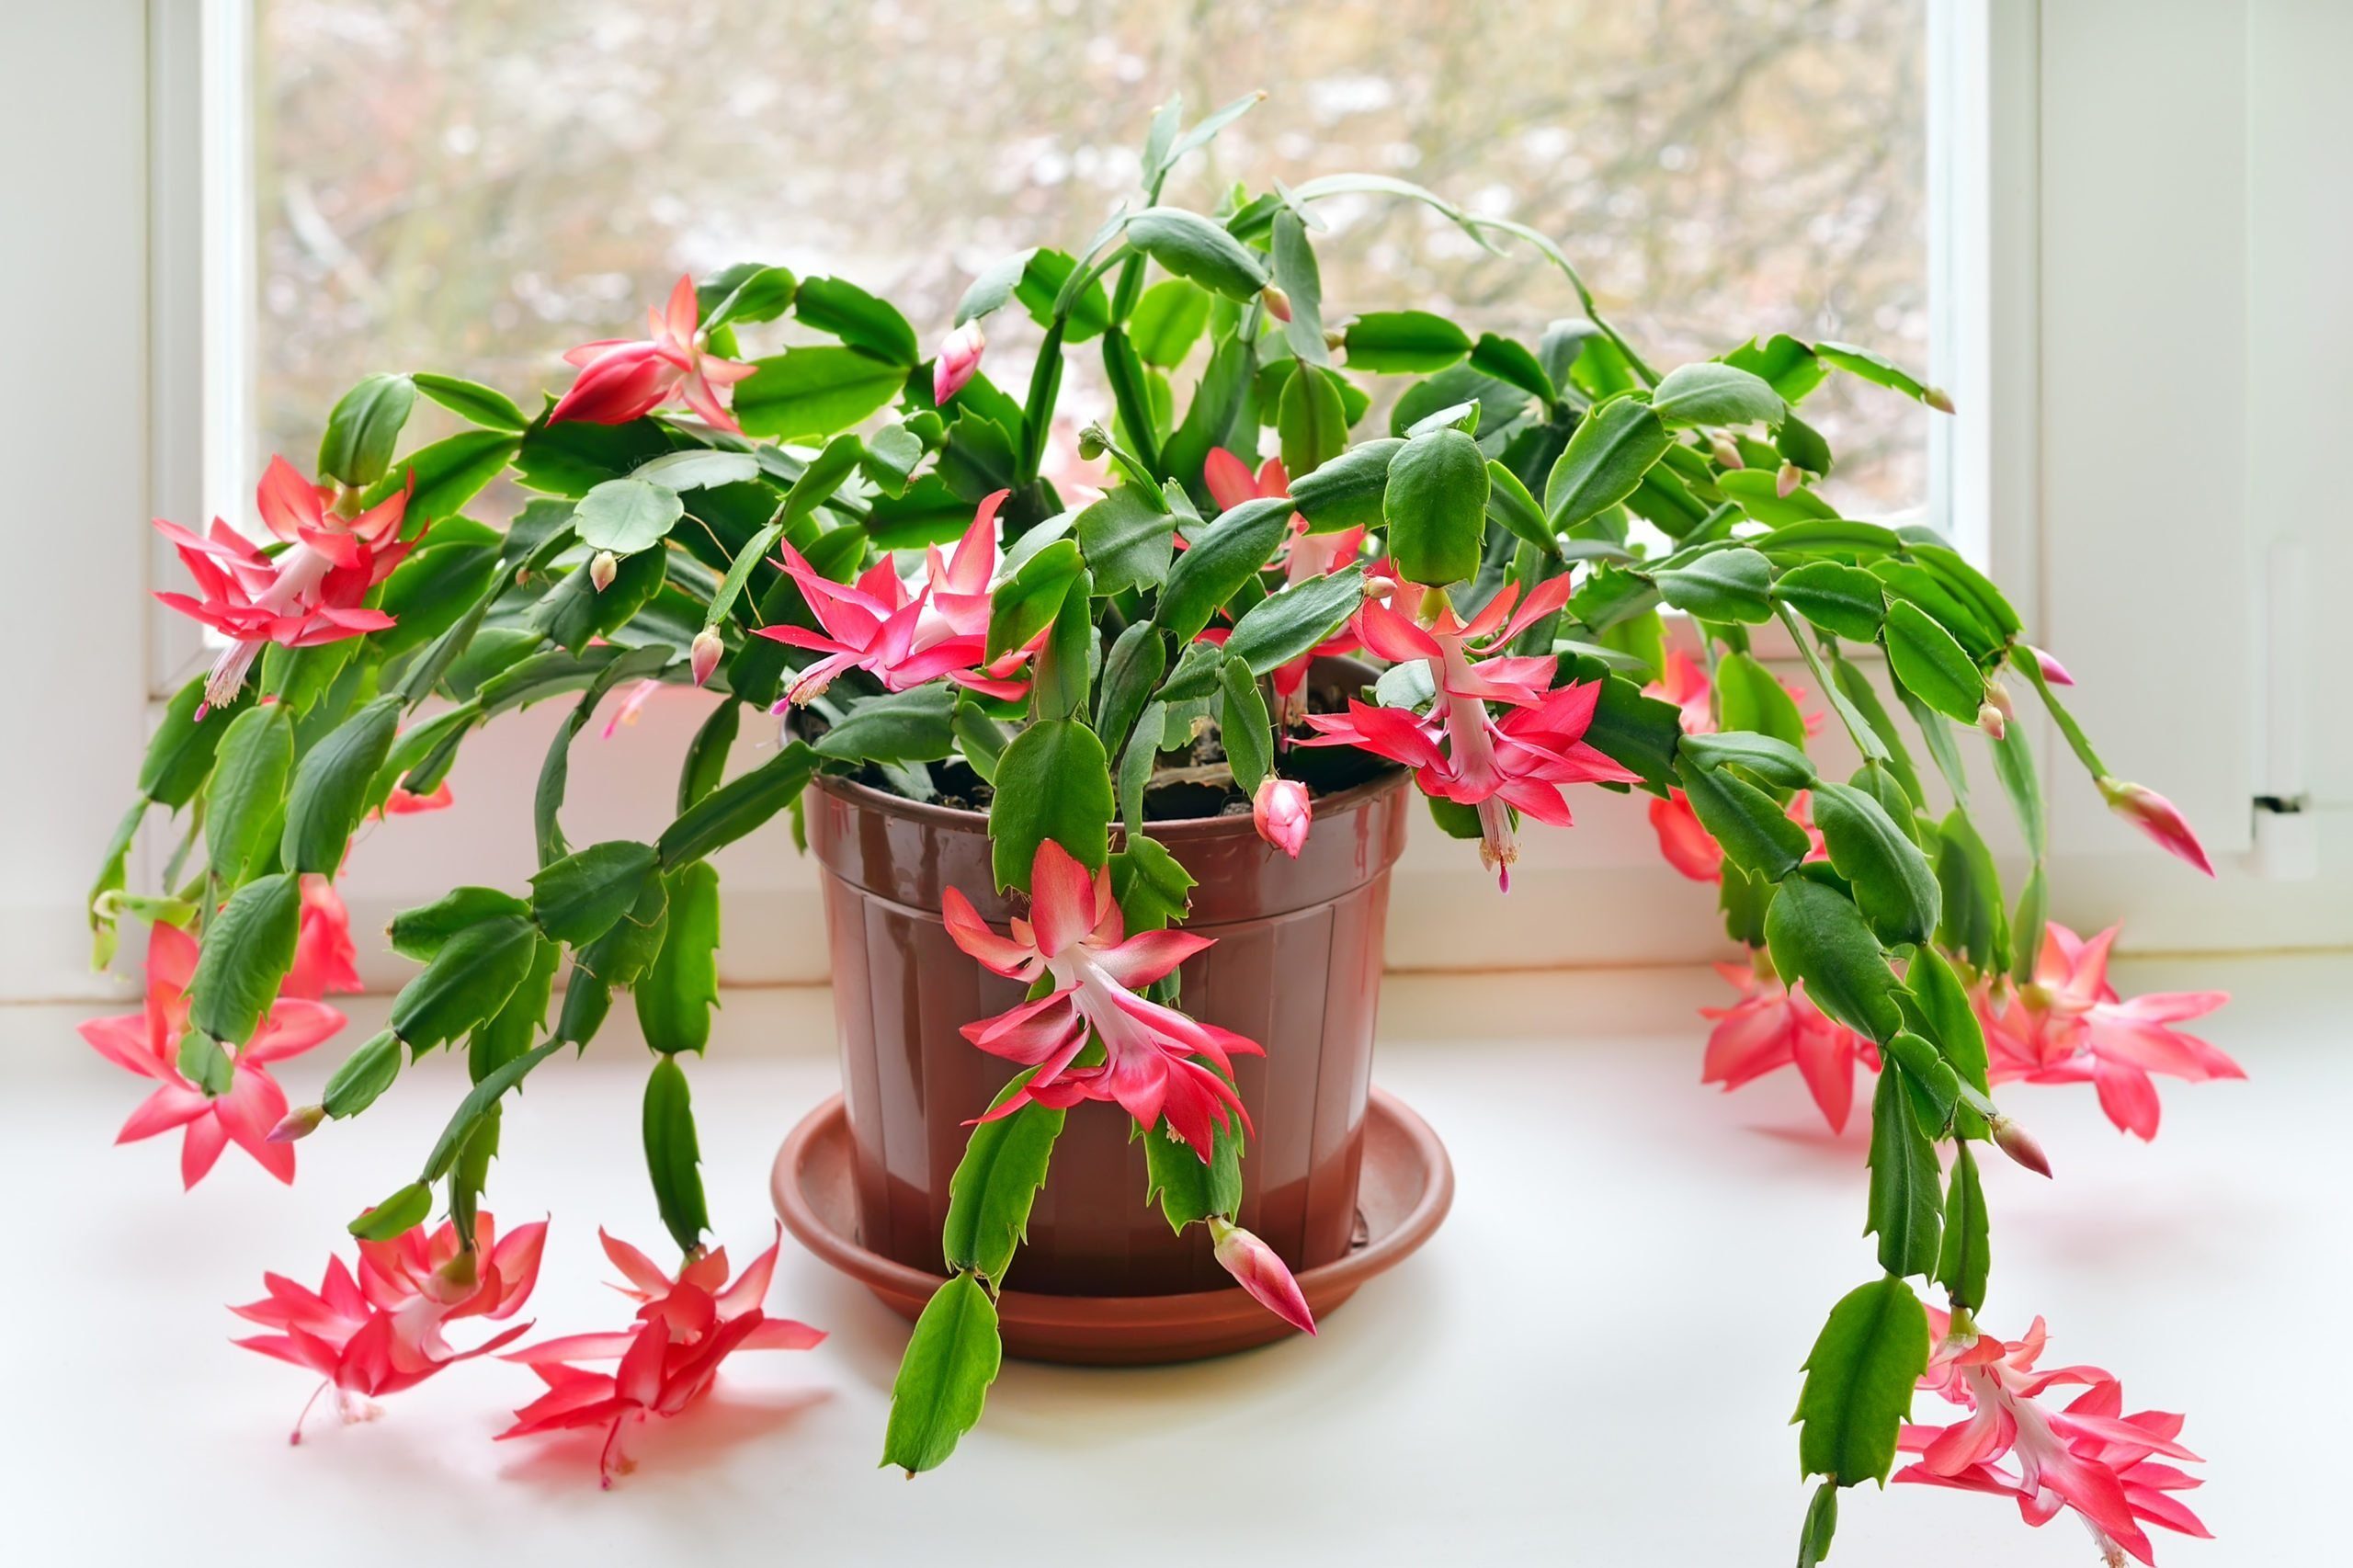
(7, 954), (2332, 1563)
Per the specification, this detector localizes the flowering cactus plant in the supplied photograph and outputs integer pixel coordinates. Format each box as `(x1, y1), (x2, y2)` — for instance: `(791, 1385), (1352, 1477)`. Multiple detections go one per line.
(89, 97), (2228, 1557)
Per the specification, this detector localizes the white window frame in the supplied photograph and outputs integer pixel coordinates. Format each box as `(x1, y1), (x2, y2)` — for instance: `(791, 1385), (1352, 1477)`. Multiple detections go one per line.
(8, 0), (2338, 1005)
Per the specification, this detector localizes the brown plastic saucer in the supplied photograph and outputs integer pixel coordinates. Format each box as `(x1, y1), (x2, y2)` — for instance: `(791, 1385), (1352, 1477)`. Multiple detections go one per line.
(770, 1086), (1454, 1365)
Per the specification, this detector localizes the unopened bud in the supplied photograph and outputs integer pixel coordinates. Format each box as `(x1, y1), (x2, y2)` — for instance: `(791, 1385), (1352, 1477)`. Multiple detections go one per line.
(267, 1104), (325, 1143)
(2097, 778), (2216, 877)
(689, 627), (723, 687)
(1261, 284), (1292, 323)
(1988, 1113), (2052, 1178)
(1776, 460), (1803, 499)
(1209, 1216), (1316, 1335)
(1076, 423), (1109, 461)
(589, 551), (619, 592)
(1925, 386), (1957, 415)
(1711, 435), (1743, 469)
(2027, 645), (2075, 687)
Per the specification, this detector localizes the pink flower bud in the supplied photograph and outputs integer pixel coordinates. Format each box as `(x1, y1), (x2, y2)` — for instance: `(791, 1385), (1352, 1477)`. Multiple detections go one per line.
(589, 551), (619, 593)
(2028, 645), (2075, 687)
(1711, 435), (1743, 469)
(1209, 1217), (1315, 1335)
(2099, 778), (2215, 877)
(1976, 702), (2006, 741)
(1988, 1113), (2052, 1178)
(1776, 460), (1802, 499)
(267, 1104), (325, 1143)
(689, 626), (723, 687)
(933, 320), (985, 406)
(1252, 778), (1312, 858)
(1925, 385), (1957, 415)
(1261, 284), (1292, 323)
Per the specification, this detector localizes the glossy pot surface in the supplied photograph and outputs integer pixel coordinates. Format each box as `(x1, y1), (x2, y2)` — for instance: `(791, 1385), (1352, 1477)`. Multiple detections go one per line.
(808, 759), (1410, 1296)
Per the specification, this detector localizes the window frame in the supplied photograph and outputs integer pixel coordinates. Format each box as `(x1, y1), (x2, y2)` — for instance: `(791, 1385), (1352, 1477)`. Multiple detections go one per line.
(17, 0), (2329, 1006)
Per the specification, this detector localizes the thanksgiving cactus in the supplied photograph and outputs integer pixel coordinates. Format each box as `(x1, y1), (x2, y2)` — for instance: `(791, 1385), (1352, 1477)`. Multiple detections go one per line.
(93, 95), (2222, 1559)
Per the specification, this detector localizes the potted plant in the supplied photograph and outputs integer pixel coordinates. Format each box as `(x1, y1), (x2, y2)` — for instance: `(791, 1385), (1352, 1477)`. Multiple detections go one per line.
(86, 96), (2227, 1562)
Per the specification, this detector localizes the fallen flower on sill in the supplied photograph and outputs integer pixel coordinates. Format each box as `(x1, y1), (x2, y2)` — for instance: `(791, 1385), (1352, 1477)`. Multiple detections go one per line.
(1978, 923), (2238, 1140)
(499, 1228), (823, 1488)
(551, 274), (755, 435)
(1898, 1309), (2207, 1566)
(231, 1214), (545, 1443)
(942, 838), (1261, 1161)
(77, 922), (343, 1187)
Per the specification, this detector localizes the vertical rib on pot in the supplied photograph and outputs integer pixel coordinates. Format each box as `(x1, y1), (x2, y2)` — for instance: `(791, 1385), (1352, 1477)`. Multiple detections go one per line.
(808, 765), (1409, 1297)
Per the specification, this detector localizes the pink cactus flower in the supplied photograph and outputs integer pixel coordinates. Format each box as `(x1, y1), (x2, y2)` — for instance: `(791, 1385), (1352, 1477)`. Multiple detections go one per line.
(753, 489), (1035, 708)
(1653, 788), (1824, 885)
(1652, 647), (1718, 737)
(284, 873), (363, 1001)
(1205, 449), (1369, 726)
(153, 457), (415, 714)
(932, 320), (986, 406)
(1978, 923), (2238, 1140)
(500, 1227), (824, 1488)
(1209, 1216), (1315, 1335)
(1302, 576), (1637, 888)
(599, 678), (663, 739)
(1252, 777), (1313, 858)
(232, 1213), (546, 1442)
(1648, 790), (1722, 881)
(550, 274), (756, 435)
(941, 838), (1264, 1160)
(378, 778), (454, 817)
(1644, 645), (1824, 740)
(2097, 778), (2215, 877)
(78, 923), (344, 1187)
(1898, 1310), (2209, 1566)
(1699, 958), (1881, 1133)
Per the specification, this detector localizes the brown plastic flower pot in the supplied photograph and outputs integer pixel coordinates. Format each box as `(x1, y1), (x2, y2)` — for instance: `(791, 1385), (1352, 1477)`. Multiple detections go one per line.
(802, 740), (1414, 1312)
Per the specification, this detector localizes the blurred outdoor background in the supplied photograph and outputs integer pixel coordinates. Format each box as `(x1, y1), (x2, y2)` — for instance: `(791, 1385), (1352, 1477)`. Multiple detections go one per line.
(254, 0), (1928, 518)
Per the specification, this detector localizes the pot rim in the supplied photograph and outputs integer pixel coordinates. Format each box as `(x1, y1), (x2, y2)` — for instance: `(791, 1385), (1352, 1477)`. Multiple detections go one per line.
(808, 757), (1409, 841)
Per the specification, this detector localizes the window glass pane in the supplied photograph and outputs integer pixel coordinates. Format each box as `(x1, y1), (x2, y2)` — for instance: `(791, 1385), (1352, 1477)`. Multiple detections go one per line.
(254, 0), (1927, 518)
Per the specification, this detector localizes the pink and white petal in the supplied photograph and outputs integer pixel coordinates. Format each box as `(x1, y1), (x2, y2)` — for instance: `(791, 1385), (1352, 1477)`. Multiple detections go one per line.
(1202, 448), (1260, 513)
(1025, 840), (1099, 958)
(1093, 929), (1214, 990)
(2090, 1057), (2164, 1140)
(255, 455), (324, 543)
(739, 1316), (827, 1351)
(244, 999), (347, 1063)
(217, 1068), (297, 1183)
(179, 1113), (230, 1188)
(595, 1229), (676, 1297)
(118, 1082), (212, 1143)
(79, 1013), (165, 1078)
(939, 888), (1040, 977)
